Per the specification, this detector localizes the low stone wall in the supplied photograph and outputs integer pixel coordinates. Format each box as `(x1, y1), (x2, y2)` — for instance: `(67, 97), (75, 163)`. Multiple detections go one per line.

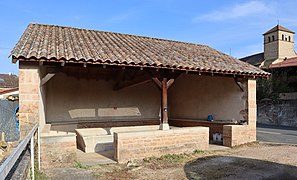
(169, 119), (236, 140)
(223, 125), (256, 147)
(114, 127), (209, 163)
(76, 125), (159, 153)
(40, 132), (77, 168)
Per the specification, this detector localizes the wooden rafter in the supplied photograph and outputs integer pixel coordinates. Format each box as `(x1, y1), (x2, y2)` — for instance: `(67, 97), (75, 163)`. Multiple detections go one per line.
(41, 73), (55, 86)
(113, 78), (151, 91)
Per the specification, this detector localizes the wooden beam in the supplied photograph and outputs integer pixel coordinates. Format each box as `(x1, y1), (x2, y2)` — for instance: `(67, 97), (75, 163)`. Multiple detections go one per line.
(152, 77), (162, 89)
(114, 78), (151, 91)
(41, 73), (55, 86)
(166, 79), (174, 89)
(234, 78), (244, 92)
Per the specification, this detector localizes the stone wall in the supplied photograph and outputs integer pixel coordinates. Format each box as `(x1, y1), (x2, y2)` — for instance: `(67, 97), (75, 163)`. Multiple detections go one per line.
(258, 99), (297, 127)
(19, 62), (41, 139)
(223, 125), (256, 147)
(114, 127), (209, 163)
(40, 133), (77, 168)
(169, 119), (236, 140)
(223, 79), (257, 147)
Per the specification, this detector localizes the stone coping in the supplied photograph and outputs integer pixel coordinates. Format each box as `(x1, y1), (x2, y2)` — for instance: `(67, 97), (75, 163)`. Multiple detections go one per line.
(76, 125), (160, 137)
(171, 118), (238, 124)
(114, 126), (209, 139)
(41, 130), (76, 137)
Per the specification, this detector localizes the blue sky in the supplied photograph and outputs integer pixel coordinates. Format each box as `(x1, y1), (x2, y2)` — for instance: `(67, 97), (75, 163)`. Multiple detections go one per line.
(1, 0), (297, 74)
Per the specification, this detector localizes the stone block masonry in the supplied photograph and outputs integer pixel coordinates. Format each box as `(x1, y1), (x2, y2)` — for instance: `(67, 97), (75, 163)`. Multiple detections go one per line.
(114, 127), (209, 163)
(40, 132), (77, 168)
(223, 125), (256, 147)
(223, 79), (257, 147)
(19, 63), (41, 139)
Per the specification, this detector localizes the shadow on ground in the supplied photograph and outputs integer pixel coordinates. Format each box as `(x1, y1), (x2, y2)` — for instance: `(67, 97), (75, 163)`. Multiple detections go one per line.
(184, 156), (297, 180)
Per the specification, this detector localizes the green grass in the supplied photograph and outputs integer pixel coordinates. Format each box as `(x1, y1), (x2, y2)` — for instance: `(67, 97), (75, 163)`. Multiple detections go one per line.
(30, 162), (48, 180)
(193, 149), (205, 154)
(160, 153), (191, 163)
(73, 161), (89, 169)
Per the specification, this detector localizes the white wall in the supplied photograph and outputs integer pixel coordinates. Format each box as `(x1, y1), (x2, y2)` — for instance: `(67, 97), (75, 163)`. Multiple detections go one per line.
(46, 72), (160, 123)
(169, 74), (246, 121)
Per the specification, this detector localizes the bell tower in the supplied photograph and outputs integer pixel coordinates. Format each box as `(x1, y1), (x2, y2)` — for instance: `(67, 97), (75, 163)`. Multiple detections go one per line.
(262, 25), (296, 67)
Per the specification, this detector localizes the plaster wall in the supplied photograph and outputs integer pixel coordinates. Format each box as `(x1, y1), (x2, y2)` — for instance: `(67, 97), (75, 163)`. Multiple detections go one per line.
(169, 74), (246, 121)
(46, 72), (160, 126)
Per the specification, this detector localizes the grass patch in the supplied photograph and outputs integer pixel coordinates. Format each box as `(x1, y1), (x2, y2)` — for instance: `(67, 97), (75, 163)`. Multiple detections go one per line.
(29, 160), (48, 180)
(231, 141), (259, 149)
(73, 161), (88, 169)
(193, 149), (205, 154)
(160, 153), (190, 163)
(34, 169), (48, 180)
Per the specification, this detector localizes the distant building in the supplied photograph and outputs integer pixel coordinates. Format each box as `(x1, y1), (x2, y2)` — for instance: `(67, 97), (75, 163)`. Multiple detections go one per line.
(240, 25), (297, 68)
(0, 74), (19, 99)
(241, 25), (297, 127)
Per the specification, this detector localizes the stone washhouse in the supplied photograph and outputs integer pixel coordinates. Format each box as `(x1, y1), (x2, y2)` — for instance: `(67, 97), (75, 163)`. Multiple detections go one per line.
(11, 23), (270, 167)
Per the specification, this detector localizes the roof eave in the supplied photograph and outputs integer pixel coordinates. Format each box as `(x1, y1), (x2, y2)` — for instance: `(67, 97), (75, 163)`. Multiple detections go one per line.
(16, 58), (270, 78)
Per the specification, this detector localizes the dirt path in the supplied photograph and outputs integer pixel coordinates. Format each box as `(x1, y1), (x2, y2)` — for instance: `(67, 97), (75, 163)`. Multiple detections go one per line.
(44, 143), (297, 180)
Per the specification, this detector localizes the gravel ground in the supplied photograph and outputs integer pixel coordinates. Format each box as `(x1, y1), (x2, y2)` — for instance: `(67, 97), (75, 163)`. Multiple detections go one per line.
(45, 143), (297, 180)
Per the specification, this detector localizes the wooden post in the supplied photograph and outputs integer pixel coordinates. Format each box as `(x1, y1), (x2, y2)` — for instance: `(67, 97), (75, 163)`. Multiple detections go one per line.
(162, 78), (168, 124)
(151, 76), (174, 130)
(160, 78), (170, 130)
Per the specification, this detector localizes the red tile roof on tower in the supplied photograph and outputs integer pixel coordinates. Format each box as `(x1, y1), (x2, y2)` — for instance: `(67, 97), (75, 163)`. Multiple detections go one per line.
(269, 57), (297, 68)
(11, 23), (269, 77)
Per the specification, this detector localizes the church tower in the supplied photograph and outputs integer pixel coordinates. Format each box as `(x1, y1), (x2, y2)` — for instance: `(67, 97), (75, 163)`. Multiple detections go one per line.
(262, 25), (296, 67)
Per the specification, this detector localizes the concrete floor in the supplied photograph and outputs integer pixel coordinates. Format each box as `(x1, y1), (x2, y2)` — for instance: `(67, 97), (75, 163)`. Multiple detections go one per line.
(76, 149), (116, 166)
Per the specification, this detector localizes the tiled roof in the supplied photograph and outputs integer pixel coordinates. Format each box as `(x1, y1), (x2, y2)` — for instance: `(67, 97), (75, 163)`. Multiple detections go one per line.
(263, 25), (295, 35)
(239, 52), (264, 67)
(0, 88), (19, 95)
(11, 23), (269, 77)
(269, 57), (297, 68)
(0, 74), (18, 88)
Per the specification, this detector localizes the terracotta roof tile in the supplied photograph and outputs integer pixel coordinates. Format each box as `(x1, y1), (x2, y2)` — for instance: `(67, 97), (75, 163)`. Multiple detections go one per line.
(264, 25), (295, 35)
(239, 53), (264, 66)
(11, 23), (269, 77)
(269, 57), (297, 68)
(0, 74), (18, 88)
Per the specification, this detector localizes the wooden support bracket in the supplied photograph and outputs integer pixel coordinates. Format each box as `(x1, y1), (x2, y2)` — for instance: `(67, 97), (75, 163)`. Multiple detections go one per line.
(152, 77), (174, 90)
(234, 78), (244, 92)
(41, 73), (55, 86)
(166, 79), (174, 89)
(152, 77), (162, 89)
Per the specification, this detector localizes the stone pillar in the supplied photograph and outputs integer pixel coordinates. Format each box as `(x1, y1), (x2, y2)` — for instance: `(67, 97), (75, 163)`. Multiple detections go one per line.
(19, 63), (40, 139)
(247, 79), (257, 128)
(223, 78), (257, 147)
